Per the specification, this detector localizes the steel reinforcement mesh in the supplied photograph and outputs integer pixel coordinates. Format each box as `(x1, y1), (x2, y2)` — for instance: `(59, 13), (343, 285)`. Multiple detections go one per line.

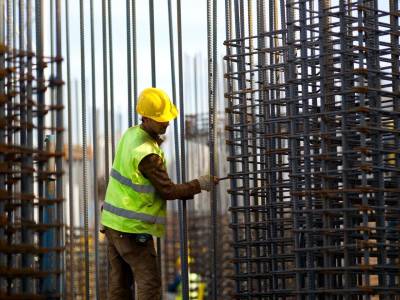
(224, 0), (400, 298)
(0, 1), (64, 298)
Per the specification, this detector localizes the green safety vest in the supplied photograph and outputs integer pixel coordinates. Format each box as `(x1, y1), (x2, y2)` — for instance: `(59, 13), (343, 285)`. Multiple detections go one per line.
(101, 125), (166, 237)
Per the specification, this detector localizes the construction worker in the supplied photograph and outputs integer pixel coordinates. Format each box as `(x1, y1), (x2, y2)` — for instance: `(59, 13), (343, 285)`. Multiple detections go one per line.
(101, 87), (219, 300)
(168, 257), (206, 300)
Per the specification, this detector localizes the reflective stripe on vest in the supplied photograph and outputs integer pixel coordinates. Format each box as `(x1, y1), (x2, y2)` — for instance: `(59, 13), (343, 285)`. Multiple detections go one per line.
(110, 168), (155, 193)
(103, 202), (166, 225)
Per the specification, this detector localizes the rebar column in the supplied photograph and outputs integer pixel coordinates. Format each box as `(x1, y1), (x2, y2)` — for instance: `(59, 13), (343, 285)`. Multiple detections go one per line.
(79, 0), (90, 298)
(224, 0), (400, 299)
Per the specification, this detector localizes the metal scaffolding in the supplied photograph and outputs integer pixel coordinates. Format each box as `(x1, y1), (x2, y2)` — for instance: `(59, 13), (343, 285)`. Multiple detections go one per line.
(225, 0), (400, 298)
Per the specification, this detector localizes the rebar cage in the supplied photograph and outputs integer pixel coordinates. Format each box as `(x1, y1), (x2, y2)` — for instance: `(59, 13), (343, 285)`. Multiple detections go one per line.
(0, 0), (65, 298)
(225, 0), (400, 298)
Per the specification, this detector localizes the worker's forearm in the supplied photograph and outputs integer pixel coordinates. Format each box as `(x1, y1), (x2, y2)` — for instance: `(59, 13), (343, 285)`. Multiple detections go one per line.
(139, 154), (201, 200)
(156, 179), (201, 200)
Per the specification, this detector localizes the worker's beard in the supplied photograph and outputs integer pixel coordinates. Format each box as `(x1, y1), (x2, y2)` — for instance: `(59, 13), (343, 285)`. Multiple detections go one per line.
(158, 126), (168, 135)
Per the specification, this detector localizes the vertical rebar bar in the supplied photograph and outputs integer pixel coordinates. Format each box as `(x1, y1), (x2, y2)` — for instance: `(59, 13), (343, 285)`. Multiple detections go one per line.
(167, 0), (180, 182)
(132, 0), (138, 125)
(35, 0), (45, 293)
(207, 0), (218, 298)
(50, 0), (54, 133)
(149, 0), (156, 88)
(55, 0), (64, 295)
(107, 0), (115, 159)
(26, 0), (35, 292)
(89, 0), (100, 297)
(102, 0), (109, 184)
(126, 0), (132, 127)
(18, 0), (33, 293)
(64, 0), (75, 296)
(148, 1), (162, 289)
(167, 3), (183, 296)
(79, 0), (90, 298)
(176, 0), (189, 299)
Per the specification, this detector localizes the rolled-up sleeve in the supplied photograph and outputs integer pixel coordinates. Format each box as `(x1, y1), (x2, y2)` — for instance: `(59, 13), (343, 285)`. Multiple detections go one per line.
(138, 154), (201, 200)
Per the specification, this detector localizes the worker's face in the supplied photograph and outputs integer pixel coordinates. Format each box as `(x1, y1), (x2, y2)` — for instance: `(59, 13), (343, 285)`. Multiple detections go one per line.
(146, 118), (169, 135)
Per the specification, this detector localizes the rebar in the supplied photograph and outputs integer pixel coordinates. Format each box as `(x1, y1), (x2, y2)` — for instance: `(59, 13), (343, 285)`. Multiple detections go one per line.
(0, 0), (64, 296)
(207, 0), (218, 298)
(126, 0), (132, 127)
(176, 0), (190, 298)
(132, 0), (138, 126)
(107, 0), (115, 160)
(79, 0), (90, 298)
(149, 0), (156, 88)
(64, 0), (75, 296)
(102, 0), (110, 184)
(55, 0), (64, 295)
(89, 0), (100, 297)
(225, 0), (400, 298)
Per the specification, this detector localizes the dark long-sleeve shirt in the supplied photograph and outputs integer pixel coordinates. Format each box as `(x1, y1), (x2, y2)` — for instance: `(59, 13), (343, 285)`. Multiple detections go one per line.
(139, 153), (201, 200)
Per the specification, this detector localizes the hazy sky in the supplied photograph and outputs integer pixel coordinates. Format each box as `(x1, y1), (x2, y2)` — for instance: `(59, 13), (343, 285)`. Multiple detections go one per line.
(59, 0), (226, 137)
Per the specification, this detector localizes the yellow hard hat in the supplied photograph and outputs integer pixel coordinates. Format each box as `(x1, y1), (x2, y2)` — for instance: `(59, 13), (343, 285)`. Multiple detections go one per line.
(136, 87), (178, 122)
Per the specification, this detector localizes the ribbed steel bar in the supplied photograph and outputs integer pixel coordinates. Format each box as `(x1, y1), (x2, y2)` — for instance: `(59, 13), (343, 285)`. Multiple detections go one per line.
(26, 0), (35, 294)
(148, 0), (162, 291)
(126, 0), (132, 127)
(176, 0), (189, 298)
(25, 0), (35, 292)
(132, 0), (138, 125)
(167, 2), (183, 296)
(107, 0), (115, 159)
(225, 0), (400, 298)
(207, 0), (218, 298)
(89, 0), (100, 297)
(64, 0), (75, 296)
(55, 0), (64, 295)
(102, 0), (109, 184)
(19, 0), (33, 293)
(79, 0), (90, 298)
(167, 0), (180, 182)
(149, 0), (156, 88)
(50, 0), (54, 133)
(35, 0), (46, 294)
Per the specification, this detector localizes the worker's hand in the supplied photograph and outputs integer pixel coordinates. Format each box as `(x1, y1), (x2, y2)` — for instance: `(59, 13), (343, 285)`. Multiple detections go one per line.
(197, 175), (219, 191)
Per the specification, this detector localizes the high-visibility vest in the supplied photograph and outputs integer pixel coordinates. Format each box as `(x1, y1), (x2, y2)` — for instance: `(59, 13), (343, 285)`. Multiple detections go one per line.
(101, 125), (166, 237)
